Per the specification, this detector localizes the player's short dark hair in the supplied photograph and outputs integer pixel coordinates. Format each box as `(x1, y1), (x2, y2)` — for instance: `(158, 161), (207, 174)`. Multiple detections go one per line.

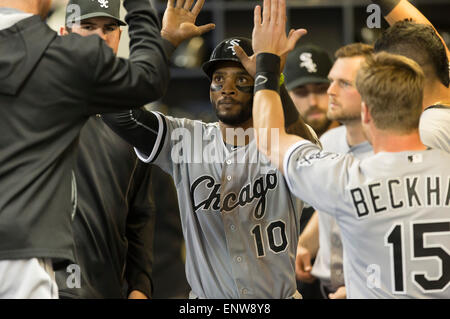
(374, 20), (450, 87)
(335, 43), (374, 59)
(356, 52), (424, 133)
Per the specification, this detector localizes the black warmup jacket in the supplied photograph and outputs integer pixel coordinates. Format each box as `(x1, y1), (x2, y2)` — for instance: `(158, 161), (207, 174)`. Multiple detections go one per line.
(0, 0), (170, 264)
(56, 117), (155, 298)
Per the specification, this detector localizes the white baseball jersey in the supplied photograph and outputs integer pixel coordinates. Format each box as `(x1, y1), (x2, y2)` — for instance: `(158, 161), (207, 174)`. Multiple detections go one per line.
(419, 105), (450, 153)
(311, 126), (374, 290)
(284, 140), (450, 298)
(135, 112), (304, 298)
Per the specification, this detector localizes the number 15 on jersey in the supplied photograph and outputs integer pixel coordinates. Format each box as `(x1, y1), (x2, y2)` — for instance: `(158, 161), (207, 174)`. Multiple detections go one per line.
(385, 220), (450, 295)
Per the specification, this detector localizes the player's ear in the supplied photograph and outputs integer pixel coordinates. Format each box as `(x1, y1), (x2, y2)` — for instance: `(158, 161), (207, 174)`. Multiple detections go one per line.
(361, 101), (371, 125)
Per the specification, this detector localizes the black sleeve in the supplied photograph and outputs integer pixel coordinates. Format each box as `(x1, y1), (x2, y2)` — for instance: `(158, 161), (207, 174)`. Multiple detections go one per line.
(371, 0), (401, 16)
(81, 0), (171, 113)
(279, 84), (317, 143)
(102, 108), (165, 157)
(279, 83), (300, 128)
(286, 118), (318, 145)
(125, 162), (156, 298)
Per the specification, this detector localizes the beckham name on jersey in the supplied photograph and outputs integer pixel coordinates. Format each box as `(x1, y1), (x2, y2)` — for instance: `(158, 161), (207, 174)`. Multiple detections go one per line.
(350, 176), (450, 218)
(190, 173), (278, 219)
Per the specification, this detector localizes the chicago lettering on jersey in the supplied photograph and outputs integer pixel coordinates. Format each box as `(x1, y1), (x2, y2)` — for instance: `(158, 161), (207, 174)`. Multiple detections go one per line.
(350, 176), (450, 218)
(190, 173), (278, 219)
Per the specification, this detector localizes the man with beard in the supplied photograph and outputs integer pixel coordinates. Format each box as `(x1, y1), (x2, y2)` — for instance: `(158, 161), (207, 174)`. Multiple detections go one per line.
(295, 43), (374, 299)
(102, 37), (318, 298)
(285, 44), (339, 138)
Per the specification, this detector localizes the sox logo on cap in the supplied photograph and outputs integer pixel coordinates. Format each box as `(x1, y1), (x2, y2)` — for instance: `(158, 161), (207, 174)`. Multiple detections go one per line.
(93, 0), (109, 9)
(299, 52), (317, 73)
(226, 39), (241, 55)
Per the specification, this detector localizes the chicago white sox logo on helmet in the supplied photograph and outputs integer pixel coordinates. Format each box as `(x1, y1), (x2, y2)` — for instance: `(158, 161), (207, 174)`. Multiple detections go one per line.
(299, 52), (317, 73)
(92, 0), (109, 9)
(226, 39), (241, 56)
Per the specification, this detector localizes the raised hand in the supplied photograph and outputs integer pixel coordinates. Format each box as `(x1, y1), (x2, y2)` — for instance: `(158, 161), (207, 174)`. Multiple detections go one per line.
(161, 0), (215, 47)
(252, 0), (307, 57)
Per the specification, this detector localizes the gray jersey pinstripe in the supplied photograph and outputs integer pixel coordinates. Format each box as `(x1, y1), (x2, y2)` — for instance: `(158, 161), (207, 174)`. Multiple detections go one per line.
(135, 112), (304, 298)
(284, 141), (450, 298)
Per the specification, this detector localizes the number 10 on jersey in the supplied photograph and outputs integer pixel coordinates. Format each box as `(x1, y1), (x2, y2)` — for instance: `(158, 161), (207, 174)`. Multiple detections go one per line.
(251, 220), (288, 257)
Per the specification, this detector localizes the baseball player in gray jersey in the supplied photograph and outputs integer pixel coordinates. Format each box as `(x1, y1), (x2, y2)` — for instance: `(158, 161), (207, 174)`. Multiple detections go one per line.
(371, 0), (450, 152)
(296, 43), (375, 299)
(103, 35), (318, 298)
(252, 0), (450, 298)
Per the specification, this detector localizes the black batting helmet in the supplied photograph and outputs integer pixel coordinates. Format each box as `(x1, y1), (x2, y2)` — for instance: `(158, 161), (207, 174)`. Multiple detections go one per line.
(202, 37), (253, 79)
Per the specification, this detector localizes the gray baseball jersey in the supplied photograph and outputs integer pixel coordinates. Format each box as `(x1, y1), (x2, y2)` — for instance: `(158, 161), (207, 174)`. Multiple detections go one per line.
(419, 105), (450, 153)
(311, 126), (374, 291)
(135, 112), (304, 298)
(284, 140), (450, 298)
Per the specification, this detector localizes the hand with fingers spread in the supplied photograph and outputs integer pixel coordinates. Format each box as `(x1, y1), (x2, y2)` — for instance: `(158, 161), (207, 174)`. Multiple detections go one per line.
(252, 0), (307, 57)
(161, 0), (215, 47)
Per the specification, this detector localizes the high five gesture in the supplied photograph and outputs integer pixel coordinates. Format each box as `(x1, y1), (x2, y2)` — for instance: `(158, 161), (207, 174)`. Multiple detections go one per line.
(252, 0), (307, 57)
(161, 0), (215, 47)
(252, 0), (310, 170)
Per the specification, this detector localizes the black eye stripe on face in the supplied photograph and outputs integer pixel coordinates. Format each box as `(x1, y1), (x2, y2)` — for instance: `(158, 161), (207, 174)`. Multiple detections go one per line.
(211, 84), (253, 93)
(236, 85), (254, 94)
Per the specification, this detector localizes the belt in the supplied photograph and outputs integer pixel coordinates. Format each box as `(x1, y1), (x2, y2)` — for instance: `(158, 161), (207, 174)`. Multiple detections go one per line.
(189, 290), (303, 299)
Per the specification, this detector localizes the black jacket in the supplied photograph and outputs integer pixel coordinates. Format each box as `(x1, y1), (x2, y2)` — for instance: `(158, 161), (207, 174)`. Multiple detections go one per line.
(56, 117), (155, 298)
(0, 0), (170, 264)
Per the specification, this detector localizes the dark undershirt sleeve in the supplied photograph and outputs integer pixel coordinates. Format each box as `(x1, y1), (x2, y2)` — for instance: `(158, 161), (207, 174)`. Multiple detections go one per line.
(102, 108), (163, 157)
(279, 84), (300, 128)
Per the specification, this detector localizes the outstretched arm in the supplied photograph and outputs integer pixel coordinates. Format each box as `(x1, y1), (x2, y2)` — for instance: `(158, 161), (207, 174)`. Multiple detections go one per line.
(103, 0), (215, 154)
(102, 108), (161, 157)
(372, 0), (450, 58)
(251, 0), (308, 171)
